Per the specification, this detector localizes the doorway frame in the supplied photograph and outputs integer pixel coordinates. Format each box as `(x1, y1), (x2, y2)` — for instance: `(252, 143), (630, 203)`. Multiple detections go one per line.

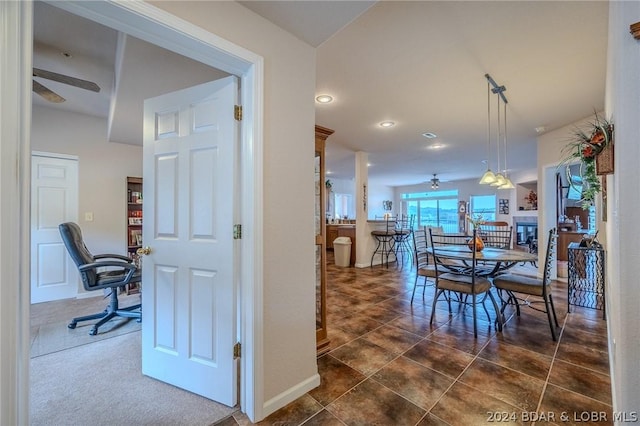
(0, 1), (264, 423)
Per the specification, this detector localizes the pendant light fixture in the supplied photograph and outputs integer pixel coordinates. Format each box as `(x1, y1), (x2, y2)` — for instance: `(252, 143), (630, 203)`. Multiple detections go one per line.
(480, 73), (513, 190)
(479, 79), (496, 184)
(490, 91), (506, 187)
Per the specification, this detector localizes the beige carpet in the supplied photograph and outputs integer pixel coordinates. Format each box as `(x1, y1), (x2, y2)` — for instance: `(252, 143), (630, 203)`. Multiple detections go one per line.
(30, 330), (238, 425)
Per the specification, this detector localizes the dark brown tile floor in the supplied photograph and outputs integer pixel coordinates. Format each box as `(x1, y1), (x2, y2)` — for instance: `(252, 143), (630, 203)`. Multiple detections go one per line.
(226, 252), (612, 426)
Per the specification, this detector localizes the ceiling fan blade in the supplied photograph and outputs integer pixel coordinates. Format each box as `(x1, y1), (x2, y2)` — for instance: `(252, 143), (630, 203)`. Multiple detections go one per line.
(33, 80), (66, 103)
(33, 67), (100, 93)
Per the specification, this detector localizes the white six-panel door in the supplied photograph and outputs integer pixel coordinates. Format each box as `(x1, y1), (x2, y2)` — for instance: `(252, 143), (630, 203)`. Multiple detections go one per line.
(141, 76), (239, 406)
(30, 153), (79, 304)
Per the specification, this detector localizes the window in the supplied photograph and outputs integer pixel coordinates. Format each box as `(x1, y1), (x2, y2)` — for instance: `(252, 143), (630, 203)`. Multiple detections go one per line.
(402, 190), (458, 232)
(333, 193), (353, 219)
(469, 194), (496, 221)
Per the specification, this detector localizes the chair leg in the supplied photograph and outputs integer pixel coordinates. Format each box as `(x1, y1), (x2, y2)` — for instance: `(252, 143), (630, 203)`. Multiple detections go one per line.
(90, 311), (118, 335)
(487, 291), (503, 332)
(480, 293), (491, 323)
(69, 288), (141, 335)
(544, 295), (558, 341)
(422, 279), (428, 298)
(370, 238), (383, 267)
(471, 294), (478, 338)
(410, 276), (418, 303)
(68, 311), (108, 329)
(430, 289), (445, 325)
(549, 294), (559, 327)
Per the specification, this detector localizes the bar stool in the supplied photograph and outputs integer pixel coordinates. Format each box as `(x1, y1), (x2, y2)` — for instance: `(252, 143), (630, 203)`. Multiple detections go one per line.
(370, 216), (397, 267)
(393, 214), (415, 268)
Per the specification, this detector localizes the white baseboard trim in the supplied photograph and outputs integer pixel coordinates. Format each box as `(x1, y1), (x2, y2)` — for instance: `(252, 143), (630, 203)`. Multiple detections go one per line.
(356, 253), (398, 268)
(261, 373), (320, 419)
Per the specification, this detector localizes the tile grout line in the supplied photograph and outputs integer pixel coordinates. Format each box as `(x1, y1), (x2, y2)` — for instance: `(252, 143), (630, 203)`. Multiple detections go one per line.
(533, 310), (567, 421)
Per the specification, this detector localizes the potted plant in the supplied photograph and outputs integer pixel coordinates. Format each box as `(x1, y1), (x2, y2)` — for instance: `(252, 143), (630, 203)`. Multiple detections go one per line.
(559, 113), (613, 209)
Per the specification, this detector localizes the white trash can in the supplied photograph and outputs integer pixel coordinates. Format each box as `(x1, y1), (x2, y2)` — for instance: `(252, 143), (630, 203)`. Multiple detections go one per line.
(333, 237), (352, 267)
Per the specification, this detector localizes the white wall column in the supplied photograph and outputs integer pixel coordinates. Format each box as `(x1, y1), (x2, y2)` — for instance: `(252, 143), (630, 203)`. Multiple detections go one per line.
(606, 1), (640, 413)
(354, 151), (369, 266)
(0, 1), (32, 424)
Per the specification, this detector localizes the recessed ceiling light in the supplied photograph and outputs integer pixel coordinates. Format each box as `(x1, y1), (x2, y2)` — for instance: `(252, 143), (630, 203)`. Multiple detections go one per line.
(429, 143), (444, 150)
(422, 132), (437, 139)
(379, 121), (395, 128)
(315, 95), (333, 104)
(535, 126), (546, 133)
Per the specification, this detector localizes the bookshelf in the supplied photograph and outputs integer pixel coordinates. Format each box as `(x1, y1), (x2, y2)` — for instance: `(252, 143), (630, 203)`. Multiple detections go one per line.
(126, 176), (143, 294)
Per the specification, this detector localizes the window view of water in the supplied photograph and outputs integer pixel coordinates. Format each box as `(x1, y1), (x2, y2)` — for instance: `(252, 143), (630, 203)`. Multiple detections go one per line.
(403, 190), (459, 232)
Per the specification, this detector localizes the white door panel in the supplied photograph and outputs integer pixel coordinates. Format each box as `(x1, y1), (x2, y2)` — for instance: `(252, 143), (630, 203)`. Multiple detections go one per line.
(31, 154), (79, 303)
(142, 76), (238, 406)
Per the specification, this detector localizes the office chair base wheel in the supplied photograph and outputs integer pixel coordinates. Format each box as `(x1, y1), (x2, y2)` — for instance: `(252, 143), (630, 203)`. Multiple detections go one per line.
(68, 322), (77, 329)
(89, 327), (98, 336)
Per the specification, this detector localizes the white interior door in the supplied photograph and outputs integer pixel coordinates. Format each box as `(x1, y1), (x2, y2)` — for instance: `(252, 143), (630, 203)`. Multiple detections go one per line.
(30, 153), (79, 303)
(141, 76), (239, 406)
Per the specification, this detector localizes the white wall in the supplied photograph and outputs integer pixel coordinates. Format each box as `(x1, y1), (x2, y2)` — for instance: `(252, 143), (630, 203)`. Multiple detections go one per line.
(31, 106), (142, 295)
(150, 0), (318, 415)
(606, 1), (640, 413)
(367, 181), (394, 219)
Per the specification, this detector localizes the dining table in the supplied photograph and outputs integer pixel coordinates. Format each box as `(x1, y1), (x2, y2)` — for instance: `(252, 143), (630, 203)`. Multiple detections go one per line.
(427, 245), (538, 277)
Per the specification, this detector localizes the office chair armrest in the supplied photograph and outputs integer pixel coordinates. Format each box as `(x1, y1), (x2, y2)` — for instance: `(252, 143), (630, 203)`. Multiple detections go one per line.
(79, 260), (138, 282)
(94, 253), (133, 262)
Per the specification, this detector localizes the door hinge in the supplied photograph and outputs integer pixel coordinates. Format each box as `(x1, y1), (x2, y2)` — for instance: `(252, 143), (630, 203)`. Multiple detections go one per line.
(233, 342), (241, 359)
(233, 224), (242, 240)
(234, 105), (242, 121)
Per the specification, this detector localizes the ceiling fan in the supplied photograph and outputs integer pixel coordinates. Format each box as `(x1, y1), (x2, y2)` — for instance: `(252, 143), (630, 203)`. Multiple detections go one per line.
(32, 67), (100, 103)
(430, 174), (440, 189)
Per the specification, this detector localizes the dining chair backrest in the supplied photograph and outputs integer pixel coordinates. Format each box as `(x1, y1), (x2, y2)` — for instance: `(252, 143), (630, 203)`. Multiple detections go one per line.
(423, 226), (443, 247)
(479, 221), (513, 249)
(542, 228), (558, 290)
(374, 215), (397, 233)
(428, 227), (501, 337)
(428, 231), (468, 248)
(428, 228), (479, 276)
(396, 214), (415, 232)
(413, 227), (430, 269)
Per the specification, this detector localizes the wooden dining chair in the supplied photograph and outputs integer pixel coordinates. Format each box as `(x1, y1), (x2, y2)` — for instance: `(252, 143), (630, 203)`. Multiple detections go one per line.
(492, 228), (559, 340)
(479, 221), (513, 249)
(428, 228), (502, 337)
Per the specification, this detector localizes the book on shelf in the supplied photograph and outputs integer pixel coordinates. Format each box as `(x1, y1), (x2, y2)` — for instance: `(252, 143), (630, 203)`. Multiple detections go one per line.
(128, 217), (142, 225)
(129, 191), (143, 204)
(129, 229), (142, 246)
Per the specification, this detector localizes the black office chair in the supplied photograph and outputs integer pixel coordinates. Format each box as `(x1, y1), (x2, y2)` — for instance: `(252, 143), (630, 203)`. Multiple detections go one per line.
(59, 222), (142, 335)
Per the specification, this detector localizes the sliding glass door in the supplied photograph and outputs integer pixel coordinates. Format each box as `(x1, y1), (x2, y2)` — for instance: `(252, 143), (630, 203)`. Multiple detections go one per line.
(402, 190), (458, 232)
